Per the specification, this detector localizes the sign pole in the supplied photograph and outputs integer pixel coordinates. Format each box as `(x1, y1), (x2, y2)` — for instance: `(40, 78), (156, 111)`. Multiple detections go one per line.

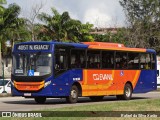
(2, 61), (6, 93)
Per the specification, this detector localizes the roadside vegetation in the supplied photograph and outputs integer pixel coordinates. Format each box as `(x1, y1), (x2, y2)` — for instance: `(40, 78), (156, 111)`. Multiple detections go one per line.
(1, 0), (160, 57)
(1, 99), (160, 120)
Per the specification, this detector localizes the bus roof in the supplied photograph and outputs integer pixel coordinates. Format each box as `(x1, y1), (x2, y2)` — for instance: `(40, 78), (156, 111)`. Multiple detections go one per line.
(14, 41), (156, 53)
(82, 42), (155, 53)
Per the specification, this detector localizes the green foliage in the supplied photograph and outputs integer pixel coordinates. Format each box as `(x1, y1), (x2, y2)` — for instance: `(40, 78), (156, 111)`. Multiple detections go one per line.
(0, 3), (31, 56)
(120, 0), (160, 53)
(38, 8), (93, 42)
(92, 28), (127, 45)
(0, 0), (6, 25)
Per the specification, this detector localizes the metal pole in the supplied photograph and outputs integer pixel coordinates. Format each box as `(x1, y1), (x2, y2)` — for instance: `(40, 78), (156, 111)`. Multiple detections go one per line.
(2, 62), (6, 93)
(0, 42), (1, 78)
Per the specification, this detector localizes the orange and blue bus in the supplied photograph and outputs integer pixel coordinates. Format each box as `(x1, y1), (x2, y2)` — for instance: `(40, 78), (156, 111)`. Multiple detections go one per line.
(11, 41), (157, 103)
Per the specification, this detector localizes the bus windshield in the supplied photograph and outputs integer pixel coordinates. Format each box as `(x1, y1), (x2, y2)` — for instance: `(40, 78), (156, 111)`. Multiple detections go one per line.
(12, 53), (52, 76)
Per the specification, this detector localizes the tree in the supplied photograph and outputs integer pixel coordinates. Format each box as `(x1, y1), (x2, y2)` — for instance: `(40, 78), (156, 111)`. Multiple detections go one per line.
(38, 8), (71, 41)
(0, 0), (6, 25)
(92, 28), (127, 45)
(38, 8), (94, 42)
(120, 0), (160, 53)
(0, 0), (6, 76)
(26, 2), (44, 41)
(0, 3), (31, 56)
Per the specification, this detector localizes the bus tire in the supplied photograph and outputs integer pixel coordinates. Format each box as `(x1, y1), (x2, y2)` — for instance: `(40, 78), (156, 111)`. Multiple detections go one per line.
(116, 83), (132, 100)
(34, 97), (46, 104)
(90, 96), (104, 101)
(66, 85), (78, 103)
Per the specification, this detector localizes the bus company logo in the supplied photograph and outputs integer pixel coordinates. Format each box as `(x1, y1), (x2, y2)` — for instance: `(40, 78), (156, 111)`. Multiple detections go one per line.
(93, 74), (113, 80)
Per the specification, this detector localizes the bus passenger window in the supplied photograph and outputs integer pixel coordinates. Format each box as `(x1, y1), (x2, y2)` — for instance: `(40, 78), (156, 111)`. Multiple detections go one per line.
(55, 54), (67, 70)
(102, 51), (114, 69)
(115, 52), (128, 69)
(70, 49), (85, 68)
(87, 50), (100, 69)
(128, 53), (140, 69)
(140, 53), (151, 70)
(151, 54), (155, 69)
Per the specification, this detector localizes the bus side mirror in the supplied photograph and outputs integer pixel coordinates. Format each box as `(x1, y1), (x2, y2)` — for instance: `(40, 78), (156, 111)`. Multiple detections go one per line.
(157, 70), (159, 77)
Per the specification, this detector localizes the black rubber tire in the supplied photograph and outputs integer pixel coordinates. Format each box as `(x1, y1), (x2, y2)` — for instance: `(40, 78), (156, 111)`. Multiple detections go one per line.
(90, 96), (104, 101)
(66, 85), (78, 103)
(34, 97), (46, 104)
(116, 83), (132, 100)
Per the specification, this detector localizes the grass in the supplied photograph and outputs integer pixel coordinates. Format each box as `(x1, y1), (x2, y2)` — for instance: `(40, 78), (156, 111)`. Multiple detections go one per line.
(46, 98), (160, 111)
(1, 98), (160, 120)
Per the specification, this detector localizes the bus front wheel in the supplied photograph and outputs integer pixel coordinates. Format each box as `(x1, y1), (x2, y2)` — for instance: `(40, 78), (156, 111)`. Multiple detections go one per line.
(116, 83), (132, 100)
(66, 85), (78, 103)
(34, 97), (46, 104)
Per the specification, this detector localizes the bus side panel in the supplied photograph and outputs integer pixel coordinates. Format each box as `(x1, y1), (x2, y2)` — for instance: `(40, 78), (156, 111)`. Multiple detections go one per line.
(81, 70), (141, 96)
(133, 70), (157, 93)
(51, 69), (83, 96)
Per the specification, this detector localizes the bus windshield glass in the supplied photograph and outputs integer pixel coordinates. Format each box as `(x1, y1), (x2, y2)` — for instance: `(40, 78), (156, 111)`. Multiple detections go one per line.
(12, 53), (52, 76)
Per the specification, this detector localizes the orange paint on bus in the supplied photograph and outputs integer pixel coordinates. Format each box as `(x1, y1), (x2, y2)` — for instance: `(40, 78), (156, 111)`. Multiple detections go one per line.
(14, 81), (44, 91)
(82, 42), (146, 52)
(80, 70), (141, 96)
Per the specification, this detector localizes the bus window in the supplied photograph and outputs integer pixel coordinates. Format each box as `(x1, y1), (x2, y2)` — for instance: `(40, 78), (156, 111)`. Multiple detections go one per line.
(102, 51), (114, 69)
(55, 48), (68, 71)
(70, 49), (86, 68)
(115, 52), (128, 69)
(12, 53), (52, 76)
(128, 52), (140, 69)
(55, 54), (67, 70)
(87, 50), (100, 69)
(140, 53), (151, 69)
(151, 54), (155, 69)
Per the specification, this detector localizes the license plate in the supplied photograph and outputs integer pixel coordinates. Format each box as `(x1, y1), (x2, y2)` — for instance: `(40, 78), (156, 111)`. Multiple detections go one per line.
(24, 93), (31, 96)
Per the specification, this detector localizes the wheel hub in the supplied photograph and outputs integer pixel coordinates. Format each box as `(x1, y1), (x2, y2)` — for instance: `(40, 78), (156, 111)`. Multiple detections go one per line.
(71, 90), (77, 99)
(125, 87), (131, 97)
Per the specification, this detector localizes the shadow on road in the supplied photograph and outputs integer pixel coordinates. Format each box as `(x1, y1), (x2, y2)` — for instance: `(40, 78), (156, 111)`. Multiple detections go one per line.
(3, 96), (149, 105)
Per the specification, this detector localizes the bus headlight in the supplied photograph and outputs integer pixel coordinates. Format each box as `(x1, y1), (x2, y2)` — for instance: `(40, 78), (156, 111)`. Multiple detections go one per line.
(44, 81), (51, 88)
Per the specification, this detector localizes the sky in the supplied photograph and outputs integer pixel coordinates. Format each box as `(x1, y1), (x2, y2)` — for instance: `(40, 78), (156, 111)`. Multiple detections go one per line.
(6, 0), (126, 28)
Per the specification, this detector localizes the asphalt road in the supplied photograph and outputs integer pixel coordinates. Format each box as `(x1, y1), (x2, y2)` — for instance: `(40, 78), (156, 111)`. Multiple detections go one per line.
(0, 92), (159, 111)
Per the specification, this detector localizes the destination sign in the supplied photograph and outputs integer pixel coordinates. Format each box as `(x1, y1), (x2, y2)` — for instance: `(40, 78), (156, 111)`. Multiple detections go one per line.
(17, 44), (50, 51)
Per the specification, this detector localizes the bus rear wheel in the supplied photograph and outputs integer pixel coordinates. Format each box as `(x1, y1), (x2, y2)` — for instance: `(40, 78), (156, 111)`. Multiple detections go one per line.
(66, 85), (78, 103)
(34, 97), (46, 104)
(90, 96), (104, 101)
(116, 83), (132, 100)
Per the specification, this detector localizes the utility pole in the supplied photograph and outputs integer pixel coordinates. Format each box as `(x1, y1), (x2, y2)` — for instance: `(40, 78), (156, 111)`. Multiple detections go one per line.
(0, 42), (2, 78)
(2, 61), (6, 93)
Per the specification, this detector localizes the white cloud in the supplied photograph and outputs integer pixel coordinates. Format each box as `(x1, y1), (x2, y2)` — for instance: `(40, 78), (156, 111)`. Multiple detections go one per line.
(84, 8), (112, 27)
(6, 0), (126, 27)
